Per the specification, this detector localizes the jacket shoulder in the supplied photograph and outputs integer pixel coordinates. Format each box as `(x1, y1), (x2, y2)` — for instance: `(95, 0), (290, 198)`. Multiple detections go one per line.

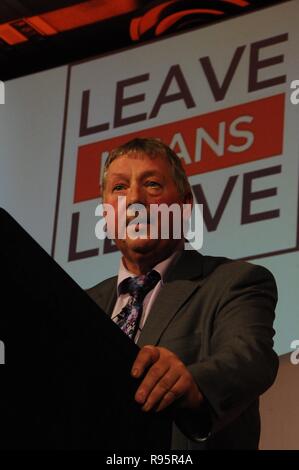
(200, 253), (275, 282)
(200, 255), (277, 305)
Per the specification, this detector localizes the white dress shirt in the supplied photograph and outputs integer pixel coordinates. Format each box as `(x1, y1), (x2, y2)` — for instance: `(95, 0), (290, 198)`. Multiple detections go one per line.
(112, 250), (181, 342)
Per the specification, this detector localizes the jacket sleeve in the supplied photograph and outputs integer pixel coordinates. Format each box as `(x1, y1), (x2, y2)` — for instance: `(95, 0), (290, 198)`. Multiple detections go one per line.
(176, 262), (279, 441)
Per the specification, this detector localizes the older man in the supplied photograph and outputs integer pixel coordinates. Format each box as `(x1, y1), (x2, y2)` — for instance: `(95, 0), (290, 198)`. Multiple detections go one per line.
(87, 137), (278, 449)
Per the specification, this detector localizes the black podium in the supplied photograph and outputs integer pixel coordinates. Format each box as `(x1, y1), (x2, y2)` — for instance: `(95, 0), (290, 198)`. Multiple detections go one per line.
(0, 208), (172, 450)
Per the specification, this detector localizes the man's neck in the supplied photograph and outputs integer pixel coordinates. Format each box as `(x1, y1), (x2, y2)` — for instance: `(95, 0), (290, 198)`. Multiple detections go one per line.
(122, 255), (162, 275)
(122, 241), (184, 275)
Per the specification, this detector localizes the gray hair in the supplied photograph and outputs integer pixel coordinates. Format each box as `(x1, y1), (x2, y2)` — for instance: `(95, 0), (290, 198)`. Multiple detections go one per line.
(102, 137), (191, 199)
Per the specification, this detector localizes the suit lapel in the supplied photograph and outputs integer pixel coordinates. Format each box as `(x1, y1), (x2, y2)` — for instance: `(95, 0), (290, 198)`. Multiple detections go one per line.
(106, 287), (117, 317)
(88, 277), (117, 316)
(137, 250), (204, 347)
(137, 279), (201, 347)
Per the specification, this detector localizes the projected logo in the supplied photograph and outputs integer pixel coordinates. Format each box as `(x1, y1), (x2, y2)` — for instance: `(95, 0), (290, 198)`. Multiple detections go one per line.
(130, 0), (253, 41)
(51, 22), (299, 284)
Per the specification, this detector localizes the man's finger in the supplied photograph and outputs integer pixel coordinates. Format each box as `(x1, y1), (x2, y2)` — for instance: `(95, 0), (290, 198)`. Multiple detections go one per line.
(141, 369), (181, 411)
(154, 376), (186, 412)
(131, 345), (160, 378)
(135, 362), (172, 405)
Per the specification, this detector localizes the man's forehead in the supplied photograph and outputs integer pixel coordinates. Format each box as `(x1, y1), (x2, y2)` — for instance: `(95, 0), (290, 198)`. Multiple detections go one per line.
(107, 151), (169, 171)
(111, 150), (165, 162)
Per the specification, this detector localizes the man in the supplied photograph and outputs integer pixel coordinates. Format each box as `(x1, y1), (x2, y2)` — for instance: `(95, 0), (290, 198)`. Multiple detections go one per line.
(87, 137), (278, 449)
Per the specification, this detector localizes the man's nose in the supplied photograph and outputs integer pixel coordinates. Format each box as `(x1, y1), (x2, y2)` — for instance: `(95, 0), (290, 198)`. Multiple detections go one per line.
(127, 183), (146, 206)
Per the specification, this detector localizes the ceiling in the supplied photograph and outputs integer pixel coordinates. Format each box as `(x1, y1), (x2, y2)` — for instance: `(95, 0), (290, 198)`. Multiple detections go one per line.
(0, 0), (289, 81)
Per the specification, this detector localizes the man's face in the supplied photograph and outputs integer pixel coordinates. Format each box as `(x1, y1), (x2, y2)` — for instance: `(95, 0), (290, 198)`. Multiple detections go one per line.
(103, 152), (190, 265)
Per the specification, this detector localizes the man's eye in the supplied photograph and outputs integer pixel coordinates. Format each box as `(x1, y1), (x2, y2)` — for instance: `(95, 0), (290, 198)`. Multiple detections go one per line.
(112, 184), (126, 191)
(145, 181), (161, 188)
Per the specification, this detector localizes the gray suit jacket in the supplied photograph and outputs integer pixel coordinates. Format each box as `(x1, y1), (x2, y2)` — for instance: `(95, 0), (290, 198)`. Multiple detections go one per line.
(86, 249), (278, 449)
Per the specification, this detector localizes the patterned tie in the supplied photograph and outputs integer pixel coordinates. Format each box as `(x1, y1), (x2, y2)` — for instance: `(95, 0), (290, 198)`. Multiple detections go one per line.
(116, 270), (161, 340)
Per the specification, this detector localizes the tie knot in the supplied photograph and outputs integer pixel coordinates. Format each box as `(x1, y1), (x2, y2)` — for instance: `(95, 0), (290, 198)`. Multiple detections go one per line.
(120, 270), (161, 300)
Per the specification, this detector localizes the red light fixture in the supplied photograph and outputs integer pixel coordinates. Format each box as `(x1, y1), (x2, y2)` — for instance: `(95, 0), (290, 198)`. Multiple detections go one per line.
(130, 0), (251, 41)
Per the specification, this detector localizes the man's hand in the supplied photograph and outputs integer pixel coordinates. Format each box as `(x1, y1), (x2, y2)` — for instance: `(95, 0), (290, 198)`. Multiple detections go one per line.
(131, 345), (204, 412)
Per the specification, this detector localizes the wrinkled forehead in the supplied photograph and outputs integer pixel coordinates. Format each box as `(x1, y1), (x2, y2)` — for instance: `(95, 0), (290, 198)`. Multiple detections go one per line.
(106, 150), (170, 173)
(111, 150), (166, 163)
